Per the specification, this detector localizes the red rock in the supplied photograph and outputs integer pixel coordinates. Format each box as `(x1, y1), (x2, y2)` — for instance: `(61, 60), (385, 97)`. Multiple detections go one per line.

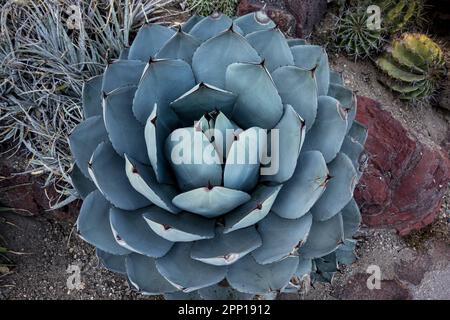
(0, 152), (79, 220)
(355, 96), (450, 236)
(237, 0), (327, 37)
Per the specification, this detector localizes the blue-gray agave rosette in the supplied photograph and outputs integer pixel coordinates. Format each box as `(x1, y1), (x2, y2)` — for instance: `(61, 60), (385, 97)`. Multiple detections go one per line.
(69, 11), (368, 300)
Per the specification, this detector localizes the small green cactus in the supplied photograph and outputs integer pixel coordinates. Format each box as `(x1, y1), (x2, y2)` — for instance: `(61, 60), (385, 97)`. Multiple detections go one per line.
(376, 33), (447, 103)
(334, 7), (384, 59)
(187, 0), (239, 17)
(376, 0), (427, 33)
(333, 0), (428, 60)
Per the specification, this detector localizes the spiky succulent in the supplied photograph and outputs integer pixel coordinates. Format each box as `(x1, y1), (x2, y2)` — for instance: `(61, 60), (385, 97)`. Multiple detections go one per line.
(376, 0), (427, 33)
(376, 33), (447, 103)
(333, 0), (427, 60)
(334, 7), (384, 59)
(69, 11), (368, 300)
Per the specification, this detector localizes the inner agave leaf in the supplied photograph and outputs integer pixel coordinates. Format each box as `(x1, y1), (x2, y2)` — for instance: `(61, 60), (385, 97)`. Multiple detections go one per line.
(224, 127), (267, 192)
(165, 127), (223, 191)
(172, 186), (251, 218)
(170, 83), (237, 125)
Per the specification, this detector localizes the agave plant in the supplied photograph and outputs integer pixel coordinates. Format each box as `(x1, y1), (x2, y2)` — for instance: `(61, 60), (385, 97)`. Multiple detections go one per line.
(70, 10), (367, 299)
(377, 33), (447, 103)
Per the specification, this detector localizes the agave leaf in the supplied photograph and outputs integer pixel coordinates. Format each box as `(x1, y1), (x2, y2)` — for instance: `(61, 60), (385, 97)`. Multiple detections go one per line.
(295, 258), (313, 278)
(224, 127), (266, 192)
(271, 66), (318, 131)
(82, 75), (103, 119)
(232, 23), (245, 35)
(70, 164), (96, 200)
(170, 83), (237, 125)
(329, 71), (344, 86)
(291, 45), (330, 96)
(336, 239), (358, 265)
(156, 243), (227, 292)
(144, 105), (176, 185)
(165, 127), (223, 192)
(311, 153), (357, 221)
(311, 253), (338, 283)
(288, 39), (307, 47)
(128, 24), (176, 61)
(172, 187), (251, 218)
(182, 15), (204, 33)
(341, 199), (361, 239)
(224, 185), (282, 233)
(143, 207), (215, 242)
(302, 96), (348, 163)
(69, 115), (108, 178)
(341, 135), (365, 174)
(89, 142), (151, 211)
(77, 190), (130, 255)
(192, 30), (261, 88)
(346, 95), (357, 134)
(199, 284), (255, 300)
(125, 155), (180, 214)
(246, 28), (294, 72)
(126, 253), (177, 295)
(96, 249), (127, 275)
(227, 255), (299, 294)
(110, 207), (173, 258)
(191, 227), (262, 266)
(133, 59), (195, 124)
(261, 105), (305, 184)
(103, 86), (149, 165)
(252, 213), (313, 265)
(155, 30), (201, 64)
(213, 112), (240, 160)
(272, 151), (328, 219)
(101, 60), (146, 94)
(189, 14), (233, 41)
(348, 121), (368, 146)
(300, 213), (344, 259)
(226, 63), (283, 129)
(233, 11), (276, 35)
(327, 83), (354, 109)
